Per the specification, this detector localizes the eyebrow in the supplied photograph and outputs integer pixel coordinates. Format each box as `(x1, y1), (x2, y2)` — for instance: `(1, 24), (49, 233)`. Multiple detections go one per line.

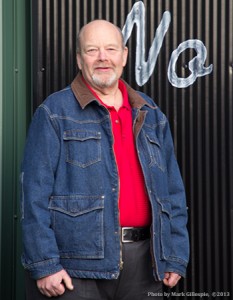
(84, 44), (123, 50)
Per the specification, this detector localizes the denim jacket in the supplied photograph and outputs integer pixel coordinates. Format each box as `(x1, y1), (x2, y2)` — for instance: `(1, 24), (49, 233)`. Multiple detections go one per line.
(21, 74), (189, 281)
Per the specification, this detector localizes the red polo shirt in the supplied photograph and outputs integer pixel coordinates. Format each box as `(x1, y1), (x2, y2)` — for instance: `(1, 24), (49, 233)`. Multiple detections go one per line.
(83, 78), (152, 227)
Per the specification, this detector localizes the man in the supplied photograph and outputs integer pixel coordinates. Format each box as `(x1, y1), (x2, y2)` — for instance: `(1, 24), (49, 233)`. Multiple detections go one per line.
(21, 20), (189, 299)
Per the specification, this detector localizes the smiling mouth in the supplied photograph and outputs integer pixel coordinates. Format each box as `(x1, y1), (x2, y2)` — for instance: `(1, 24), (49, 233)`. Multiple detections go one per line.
(95, 66), (112, 72)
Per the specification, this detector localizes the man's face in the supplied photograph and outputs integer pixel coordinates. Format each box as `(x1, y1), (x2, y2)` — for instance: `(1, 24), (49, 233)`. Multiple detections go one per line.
(77, 21), (128, 91)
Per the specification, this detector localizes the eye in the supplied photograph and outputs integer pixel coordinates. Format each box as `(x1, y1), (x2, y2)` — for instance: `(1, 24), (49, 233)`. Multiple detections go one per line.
(86, 48), (98, 55)
(107, 47), (117, 52)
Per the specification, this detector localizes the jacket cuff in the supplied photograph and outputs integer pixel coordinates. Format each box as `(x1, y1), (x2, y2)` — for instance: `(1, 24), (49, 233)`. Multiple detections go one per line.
(165, 258), (188, 278)
(23, 257), (64, 280)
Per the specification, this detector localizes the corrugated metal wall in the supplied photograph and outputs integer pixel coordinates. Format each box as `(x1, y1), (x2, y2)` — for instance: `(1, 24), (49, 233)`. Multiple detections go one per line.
(32, 0), (233, 298)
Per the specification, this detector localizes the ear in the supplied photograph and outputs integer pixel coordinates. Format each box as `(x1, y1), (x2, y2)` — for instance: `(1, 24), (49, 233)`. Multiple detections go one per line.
(76, 53), (82, 70)
(122, 47), (128, 67)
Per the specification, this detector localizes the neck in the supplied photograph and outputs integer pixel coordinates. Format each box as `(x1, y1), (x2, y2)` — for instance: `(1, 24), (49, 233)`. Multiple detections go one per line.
(89, 81), (123, 111)
(81, 76), (123, 111)
(95, 87), (123, 111)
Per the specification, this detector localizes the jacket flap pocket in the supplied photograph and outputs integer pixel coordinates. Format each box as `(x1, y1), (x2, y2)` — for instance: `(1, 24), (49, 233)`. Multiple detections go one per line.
(158, 199), (172, 218)
(158, 199), (172, 260)
(145, 132), (161, 148)
(63, 130), (101, 141)
(49, 195), (104, 217)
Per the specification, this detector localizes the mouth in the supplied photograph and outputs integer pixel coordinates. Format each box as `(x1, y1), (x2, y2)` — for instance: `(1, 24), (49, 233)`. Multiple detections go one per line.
(94, 66), (112, 72)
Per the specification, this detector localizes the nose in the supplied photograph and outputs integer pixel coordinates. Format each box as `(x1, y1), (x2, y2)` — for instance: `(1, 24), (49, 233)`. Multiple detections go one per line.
(98, 49), (108, 61)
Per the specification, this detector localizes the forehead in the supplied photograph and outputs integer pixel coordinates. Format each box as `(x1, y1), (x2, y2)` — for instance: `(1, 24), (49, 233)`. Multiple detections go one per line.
(79, 21), (123, 47)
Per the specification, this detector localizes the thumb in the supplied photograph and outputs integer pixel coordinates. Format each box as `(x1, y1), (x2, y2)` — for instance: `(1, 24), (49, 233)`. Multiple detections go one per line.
(62, 272), (74, 291)
(163, 272), (170, 286)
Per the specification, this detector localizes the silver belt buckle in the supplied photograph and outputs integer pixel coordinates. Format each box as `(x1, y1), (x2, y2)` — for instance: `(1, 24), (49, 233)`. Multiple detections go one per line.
(121, 227), (134, 243)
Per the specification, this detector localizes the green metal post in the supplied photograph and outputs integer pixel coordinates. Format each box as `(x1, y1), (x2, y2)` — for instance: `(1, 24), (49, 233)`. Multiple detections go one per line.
(0, 0), (3, 295)
(1, 0), (31, 299)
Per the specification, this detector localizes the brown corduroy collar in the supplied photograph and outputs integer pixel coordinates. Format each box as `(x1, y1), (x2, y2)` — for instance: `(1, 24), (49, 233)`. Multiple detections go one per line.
(71, 73), (153, 110)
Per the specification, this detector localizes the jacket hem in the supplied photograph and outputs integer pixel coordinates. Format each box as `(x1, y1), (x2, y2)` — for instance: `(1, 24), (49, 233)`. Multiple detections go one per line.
(67, 269), (120, 280)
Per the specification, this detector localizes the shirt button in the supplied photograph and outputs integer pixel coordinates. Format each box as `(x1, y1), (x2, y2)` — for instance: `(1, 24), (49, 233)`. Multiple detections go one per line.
(115, 120), (119, 124)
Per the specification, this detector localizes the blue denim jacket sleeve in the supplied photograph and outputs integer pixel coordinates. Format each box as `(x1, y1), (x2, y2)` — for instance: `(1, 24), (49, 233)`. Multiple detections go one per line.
(136, 95), (189, 279)
(162, 120), (189, 276)
(21, 105), (64, 279)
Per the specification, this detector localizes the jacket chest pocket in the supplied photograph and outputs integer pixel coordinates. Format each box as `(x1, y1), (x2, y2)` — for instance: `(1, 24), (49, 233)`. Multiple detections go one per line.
(144, 132), (165, 171)
(63, 130), (101, 168)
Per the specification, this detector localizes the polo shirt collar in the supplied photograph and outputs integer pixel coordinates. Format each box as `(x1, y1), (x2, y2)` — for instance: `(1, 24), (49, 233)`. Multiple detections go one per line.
(71, 73), (152, 110)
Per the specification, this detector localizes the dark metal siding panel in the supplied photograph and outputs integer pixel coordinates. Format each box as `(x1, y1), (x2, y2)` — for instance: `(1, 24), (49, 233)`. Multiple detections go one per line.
(32, 0), (233, 297)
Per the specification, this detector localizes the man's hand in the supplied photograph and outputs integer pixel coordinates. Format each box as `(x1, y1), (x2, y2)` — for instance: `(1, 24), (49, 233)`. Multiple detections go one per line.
(37, 269), (74, 297)
(163, 272), (181, 288)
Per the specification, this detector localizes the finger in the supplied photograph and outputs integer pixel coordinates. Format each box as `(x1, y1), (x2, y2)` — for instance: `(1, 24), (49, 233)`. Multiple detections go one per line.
(53, 283), (66, 295)
(62, 273), (74, 291)
(163, 273), (181, 288)
(169, 278), (180, 287)
(169, 273), (181, 286)
(163, 272), (171, 286)
(163, 278), (170, 286)
(39, 282), (65, 297)
(39, 287), (53, 298)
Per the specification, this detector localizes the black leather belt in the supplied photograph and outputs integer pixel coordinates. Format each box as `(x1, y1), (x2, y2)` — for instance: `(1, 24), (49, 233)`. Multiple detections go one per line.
(121, 227), (150, 243)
